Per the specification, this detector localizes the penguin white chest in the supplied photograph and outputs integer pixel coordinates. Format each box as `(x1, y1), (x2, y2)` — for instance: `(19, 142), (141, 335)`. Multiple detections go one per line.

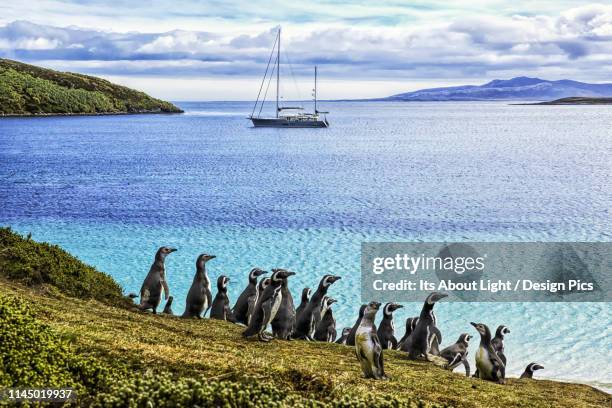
(476, 346), (494, 375)
(270, 292), (283, 320)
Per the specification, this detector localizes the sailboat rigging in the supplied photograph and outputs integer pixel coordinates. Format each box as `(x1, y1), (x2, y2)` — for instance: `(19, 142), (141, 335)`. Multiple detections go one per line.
(249, 28), (329, 128)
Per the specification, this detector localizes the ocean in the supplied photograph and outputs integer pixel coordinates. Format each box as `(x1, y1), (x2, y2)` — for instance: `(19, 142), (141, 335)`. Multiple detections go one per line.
(0, 101), (610, 391)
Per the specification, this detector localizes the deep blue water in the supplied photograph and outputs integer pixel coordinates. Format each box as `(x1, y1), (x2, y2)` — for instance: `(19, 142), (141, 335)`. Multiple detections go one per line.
(0, 101), (610, 390)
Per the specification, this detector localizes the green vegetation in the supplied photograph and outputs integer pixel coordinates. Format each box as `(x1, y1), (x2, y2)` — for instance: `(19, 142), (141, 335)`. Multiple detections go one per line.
(0, 59), (182, 115)
(0, 228), (128, 307)
(0, 229), (609, 407)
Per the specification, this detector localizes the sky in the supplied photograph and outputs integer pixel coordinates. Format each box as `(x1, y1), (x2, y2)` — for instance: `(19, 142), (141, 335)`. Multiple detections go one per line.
(0, 1), (611, 100)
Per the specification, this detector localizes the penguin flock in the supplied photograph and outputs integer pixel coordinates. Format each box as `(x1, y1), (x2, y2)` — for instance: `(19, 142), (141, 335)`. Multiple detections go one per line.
(132, 247), (544, 383)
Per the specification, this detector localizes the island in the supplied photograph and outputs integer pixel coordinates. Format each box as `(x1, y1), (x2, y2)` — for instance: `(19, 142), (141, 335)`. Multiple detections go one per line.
(0, 59), (182, 116)
(528, 97), (612, 105)
(0, 228), (609, 407)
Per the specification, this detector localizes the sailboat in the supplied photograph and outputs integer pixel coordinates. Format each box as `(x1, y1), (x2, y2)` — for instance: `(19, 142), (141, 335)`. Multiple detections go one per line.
(249, 28), (329, 128)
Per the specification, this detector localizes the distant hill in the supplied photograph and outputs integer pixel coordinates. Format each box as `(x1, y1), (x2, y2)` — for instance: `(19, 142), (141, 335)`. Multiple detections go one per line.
(0, 59), (182, 115)
(384, 77), (612, 101)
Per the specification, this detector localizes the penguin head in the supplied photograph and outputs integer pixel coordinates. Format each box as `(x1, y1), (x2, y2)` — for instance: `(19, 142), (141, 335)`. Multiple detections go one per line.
(496, 325), (511, 337)
(470, 322), (491, 338)
(528, 362), (544, 372)
(271, 268), (296, 282)
(341, 327), (351, 336)
(459, 333), (472, 345)
(196, 253), (216, 266)
(157, 246), (177, 259)
(249, 268), (267, 281)
(320, 274), (342, 288)
(301, 287), (311, 302)
(425, 292), (448, 305)
(258, 277), (271, 291)
(325, 297), (337, 307)
(217, 275), (230, 290)
(364, 301), (381, 318)
(383, 302), (403, 316)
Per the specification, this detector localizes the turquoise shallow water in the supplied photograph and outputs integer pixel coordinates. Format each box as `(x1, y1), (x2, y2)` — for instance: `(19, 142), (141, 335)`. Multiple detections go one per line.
(0, 101), (610, 390)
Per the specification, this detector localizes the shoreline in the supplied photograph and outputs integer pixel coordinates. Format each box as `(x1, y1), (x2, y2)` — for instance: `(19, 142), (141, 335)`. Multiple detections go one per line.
(0, 110), (184, 118)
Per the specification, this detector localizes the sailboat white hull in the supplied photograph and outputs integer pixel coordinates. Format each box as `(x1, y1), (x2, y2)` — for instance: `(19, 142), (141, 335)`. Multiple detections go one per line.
(250, 117), (328, 128)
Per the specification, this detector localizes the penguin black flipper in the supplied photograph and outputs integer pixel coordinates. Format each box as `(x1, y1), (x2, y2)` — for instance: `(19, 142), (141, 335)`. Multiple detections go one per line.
(259, 297), (274, 341)
(371, 332), (386, 379)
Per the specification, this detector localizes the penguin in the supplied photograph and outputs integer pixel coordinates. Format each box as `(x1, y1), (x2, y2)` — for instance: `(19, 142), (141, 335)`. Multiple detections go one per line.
(396, 316), (418, 350)
(471, 322), (506, 384)
(243, 269), (295, 342)
(440, 333), (472, 377)
(401, 292), (447, 360)
(491, 325), (510, 366)
(137, 246), (176, 313)
(232, 268), (267, 325)
(247, 277), (270, 325)
(295, 288), (311, 319)
(355, 301), (387, 380)
(211, 275), (236, 321)
(314, 297), (337, 342)
(520, 363), (544, 379)
(182, 254), (215, 318)
(335, 327), (351, 345)
(376, 302), (404, 350)
(271, 268), (297, 340)
(346, 304), (367, 346)
(293, 274), (341, 340)
(162, 296), (174, 315)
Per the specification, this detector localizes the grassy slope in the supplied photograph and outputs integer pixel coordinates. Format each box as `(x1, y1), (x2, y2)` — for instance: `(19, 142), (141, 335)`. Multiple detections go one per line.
(0, 229), (609, 407)
(0, 59), (182, 115)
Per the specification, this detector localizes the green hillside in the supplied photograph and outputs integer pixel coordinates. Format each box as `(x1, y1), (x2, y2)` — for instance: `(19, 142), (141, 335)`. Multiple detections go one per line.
(0, 228), (609, 407)
(0, 59), (182, 115)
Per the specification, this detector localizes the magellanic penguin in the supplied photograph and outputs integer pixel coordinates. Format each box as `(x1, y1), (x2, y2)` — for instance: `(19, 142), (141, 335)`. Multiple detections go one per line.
(232, 268), (267, 325)
(137, 246), (176, 313)
(335, 327), (351, 345)
(314, 297), (338, 342)
(440, 333), (472, 377)
(271, 268), (298, 340)
(401, 292), (447, 360)
(247, 277), (270, 325)
(346, 304), (367, 346)
(243, 269), (295, 342)
(377, 302), (404, 350)
(211, 275), (236, 321)
(295, 288), (311, 319)
(162, 296), (174, 315)
(293, 274), (341, 340)
(355, 301), (387, 380)
(491, 325), (510, 366)
(182, 254), (215, 318)
(520, 362), (544, 379)
(471, 322), (506, 384)
(396, 316), (418, 351)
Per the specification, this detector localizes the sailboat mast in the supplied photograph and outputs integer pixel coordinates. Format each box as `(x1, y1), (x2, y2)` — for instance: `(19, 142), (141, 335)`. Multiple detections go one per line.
(276, 28), (280, 119)
(314, 66), (317, 113)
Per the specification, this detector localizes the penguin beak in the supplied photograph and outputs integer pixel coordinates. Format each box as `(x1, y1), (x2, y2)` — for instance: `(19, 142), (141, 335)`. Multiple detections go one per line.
(470, 322), (478, 328)
(206, 254), (216, 260)
(328, 298), (337, 305)
(169, 248), (178, 253)
(331, 276), (342, 283)
(534, 364), (544, 370)
(255, 269), (268, 277)
(391, 304), (404, 311)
